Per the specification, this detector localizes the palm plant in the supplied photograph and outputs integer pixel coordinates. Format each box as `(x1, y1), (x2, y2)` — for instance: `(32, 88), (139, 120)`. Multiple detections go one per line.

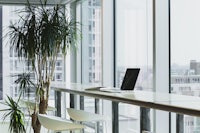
(0, 96), (26, 133)
(7, 0), (79, 132)
(0, 73), (35, 133)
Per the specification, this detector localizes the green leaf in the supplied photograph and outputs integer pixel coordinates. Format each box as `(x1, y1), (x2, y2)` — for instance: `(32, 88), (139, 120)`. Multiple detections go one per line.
(0, 96), (26, 133)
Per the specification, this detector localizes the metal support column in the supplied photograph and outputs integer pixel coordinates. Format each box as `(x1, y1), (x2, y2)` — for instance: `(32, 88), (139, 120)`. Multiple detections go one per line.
(140, 107), (151, 133)
(69, 94), (75, 133)
(55, 91), (61, 117)
(112, 101), (119, 133)
(80, 96), (84, 110)
(70, 94), (75, 109)
(55, 91), (61, 133)
(176, 114), (184, 133)
(80, 96), (84, 133)
(95, 99), (100, 133)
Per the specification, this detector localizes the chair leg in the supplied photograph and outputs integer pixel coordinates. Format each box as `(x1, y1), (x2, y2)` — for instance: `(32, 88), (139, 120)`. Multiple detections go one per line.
(29, 125), (32, 133)
(104, 121), (107, 133)
(95, 122), (97, 133)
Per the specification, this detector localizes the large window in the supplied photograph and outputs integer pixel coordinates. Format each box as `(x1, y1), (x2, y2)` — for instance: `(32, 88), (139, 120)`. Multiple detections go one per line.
(2, 0), (200, 132)
(116, 0), (153, 132)
(116, 0), (153, 91)
(3, 6), (26, 99)
(81, 0), (102, 85)
(78, 0), (104, 132)
(0, 4), (70, 131)
(170, 0), (200, 132)
(1, 5), (67, 100)
(0, 6), (2, 100)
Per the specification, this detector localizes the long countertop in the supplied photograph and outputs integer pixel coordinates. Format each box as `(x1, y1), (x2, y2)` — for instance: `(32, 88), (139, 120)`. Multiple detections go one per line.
(51, 83), (200, 117)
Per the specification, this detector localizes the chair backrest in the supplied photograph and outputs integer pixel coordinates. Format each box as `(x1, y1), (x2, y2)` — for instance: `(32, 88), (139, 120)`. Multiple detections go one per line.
(67, 108), (107, 122)
(20, 100), (56, 112)
(38, 114), (84, 131)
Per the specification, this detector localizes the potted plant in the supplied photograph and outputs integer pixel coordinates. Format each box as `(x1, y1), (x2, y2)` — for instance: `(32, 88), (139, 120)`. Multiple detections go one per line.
(0, 96), (26, 133)
(6, 0), (79, 132)
(0, 72), (35, 133)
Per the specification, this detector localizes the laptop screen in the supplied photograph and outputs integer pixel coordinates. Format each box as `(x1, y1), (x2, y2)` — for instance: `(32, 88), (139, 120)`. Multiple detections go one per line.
(120, 68), (140, 90)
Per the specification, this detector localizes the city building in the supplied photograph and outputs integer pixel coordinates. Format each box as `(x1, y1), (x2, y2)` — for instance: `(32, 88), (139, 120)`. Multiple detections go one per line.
(190, 60), (200, 75)
(171, 60), (200, 132)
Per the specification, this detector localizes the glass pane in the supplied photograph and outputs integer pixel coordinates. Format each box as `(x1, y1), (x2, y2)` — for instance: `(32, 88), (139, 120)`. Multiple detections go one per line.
(80, 0), (103, 132)
(0, 6), (2, 100)
(170, 0), (200, 132)
(82, 0), (102, 85)
(3, 6), (26, 99)
(2, 5), (67, 99)
(116, 0), (153, 132)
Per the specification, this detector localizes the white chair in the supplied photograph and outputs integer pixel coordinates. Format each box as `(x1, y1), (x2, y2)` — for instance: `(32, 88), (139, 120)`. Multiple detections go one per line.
(38, 113), (85, 132)
(67, 108), (108, 133)
(142, 131), (153, 133)
(19, 100), (57, 132)
(19, 100), (57, 113)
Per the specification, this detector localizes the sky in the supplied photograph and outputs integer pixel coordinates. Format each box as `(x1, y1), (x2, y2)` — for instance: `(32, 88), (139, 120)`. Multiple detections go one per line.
(116, 0), (152, 68)
(116, 0), (200, 66)
(171, 0), (200, 65)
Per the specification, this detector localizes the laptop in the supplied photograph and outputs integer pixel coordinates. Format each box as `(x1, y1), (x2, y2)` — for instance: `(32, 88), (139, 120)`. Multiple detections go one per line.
(100, 68), (140, 93)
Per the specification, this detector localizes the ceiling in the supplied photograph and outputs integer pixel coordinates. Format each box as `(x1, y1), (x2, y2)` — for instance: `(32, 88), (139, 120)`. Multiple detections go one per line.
(0, 0), (73, 5)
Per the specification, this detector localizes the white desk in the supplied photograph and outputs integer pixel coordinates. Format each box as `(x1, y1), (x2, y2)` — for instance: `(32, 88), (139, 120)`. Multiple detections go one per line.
(52, 83), (200, 117)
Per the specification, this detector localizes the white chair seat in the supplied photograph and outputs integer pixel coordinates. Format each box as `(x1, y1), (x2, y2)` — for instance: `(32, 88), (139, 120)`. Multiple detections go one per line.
(67, 108), (108, 133)
(38, 114), (85, 131)
(67, 108), (107, 122)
